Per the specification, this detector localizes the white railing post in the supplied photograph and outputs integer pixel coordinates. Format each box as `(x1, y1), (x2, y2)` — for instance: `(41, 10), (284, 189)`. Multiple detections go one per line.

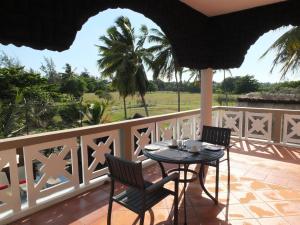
(0, 149), (21, 214)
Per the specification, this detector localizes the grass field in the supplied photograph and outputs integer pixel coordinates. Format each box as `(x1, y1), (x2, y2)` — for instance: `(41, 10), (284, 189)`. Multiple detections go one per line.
(83, 91), (237, 122)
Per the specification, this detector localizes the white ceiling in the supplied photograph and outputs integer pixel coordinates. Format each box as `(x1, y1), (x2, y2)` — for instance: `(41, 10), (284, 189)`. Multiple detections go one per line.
(180, 0), (287, 16)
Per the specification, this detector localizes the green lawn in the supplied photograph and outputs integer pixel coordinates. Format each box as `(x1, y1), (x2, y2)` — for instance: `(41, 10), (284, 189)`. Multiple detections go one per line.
(83, 91), (237, 122)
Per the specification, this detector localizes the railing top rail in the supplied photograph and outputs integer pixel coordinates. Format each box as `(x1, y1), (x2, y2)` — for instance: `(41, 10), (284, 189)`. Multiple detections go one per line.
(0, 109), (200, 150)
(213, 106), (300, 113)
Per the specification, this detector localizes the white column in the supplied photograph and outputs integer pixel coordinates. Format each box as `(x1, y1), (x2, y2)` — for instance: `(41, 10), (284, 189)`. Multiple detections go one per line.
(200, 68), (213, 128)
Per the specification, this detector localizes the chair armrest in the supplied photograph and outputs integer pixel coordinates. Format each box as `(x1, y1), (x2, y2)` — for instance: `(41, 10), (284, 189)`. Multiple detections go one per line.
(145, 173), (179, 193)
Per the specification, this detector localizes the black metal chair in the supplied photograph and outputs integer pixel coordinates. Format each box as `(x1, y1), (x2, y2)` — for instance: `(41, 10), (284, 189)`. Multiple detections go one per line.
(199, 125), (231, 202)
(105, 153), (179, 225)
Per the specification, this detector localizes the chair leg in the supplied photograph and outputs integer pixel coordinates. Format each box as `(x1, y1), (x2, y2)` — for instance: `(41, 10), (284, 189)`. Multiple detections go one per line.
(215, 160), (219, 204)
(107, 180), (114, 225)
(227, 151), (231, 184)
(139, 212), (145, 225)
(174, 179), (179, 225)
(227, 159), (230, 183)
(107, 199), (113, 225)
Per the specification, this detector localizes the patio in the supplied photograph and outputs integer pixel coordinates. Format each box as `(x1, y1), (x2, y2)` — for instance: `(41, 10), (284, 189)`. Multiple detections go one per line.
(12, 139), (300, 225)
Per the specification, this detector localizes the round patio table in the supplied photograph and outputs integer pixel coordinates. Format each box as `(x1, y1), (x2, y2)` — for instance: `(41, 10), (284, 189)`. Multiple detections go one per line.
(143, 140), (224, 225)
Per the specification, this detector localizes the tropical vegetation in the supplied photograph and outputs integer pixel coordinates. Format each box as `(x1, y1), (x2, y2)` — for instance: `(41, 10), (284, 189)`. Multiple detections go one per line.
(96, 16), (151, 118)
(261, 26), (300, 79)
(1, 19), (300, 138)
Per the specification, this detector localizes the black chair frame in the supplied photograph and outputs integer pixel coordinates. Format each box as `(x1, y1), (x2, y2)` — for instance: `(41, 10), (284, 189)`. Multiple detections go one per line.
(105, 153), (179, 225)
(199, 125), (231, 202)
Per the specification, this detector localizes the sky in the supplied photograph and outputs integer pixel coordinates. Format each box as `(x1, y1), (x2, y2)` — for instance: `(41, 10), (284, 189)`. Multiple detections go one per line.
(0, 8), (297, 83)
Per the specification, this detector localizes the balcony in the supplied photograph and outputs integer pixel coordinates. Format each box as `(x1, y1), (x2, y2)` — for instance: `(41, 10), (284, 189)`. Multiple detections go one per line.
(1, 106), (300, 225)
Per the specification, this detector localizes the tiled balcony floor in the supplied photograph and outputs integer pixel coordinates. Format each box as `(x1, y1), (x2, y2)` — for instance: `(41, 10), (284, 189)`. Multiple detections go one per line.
(13, 140), (300, 225)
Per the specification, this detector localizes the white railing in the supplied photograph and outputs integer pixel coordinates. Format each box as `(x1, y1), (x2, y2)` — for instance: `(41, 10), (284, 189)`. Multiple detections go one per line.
(0, 109), (201, 224)
(214, 106), (300, 145)
(1, 106), (300, 224)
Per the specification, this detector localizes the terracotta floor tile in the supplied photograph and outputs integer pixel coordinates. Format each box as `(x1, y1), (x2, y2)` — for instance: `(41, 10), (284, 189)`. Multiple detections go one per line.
(144, 208), (173, 225)
(255, 190), (285, 202)
(221, 204), (253, 220)
(232, 191), (263, 204)
(244, 202), (278, 218)
(256, 189), (300, 202)
(268, 201), (300, 216)
(193, 205), (225, 222)
(230, 182), (250, 192)
(228, 219), (260, 225)
(217, 192), (240, 205)
(189, 195), (217, 207)
(283, 215), (300, 225)
(248, 181), (270, 191)
(258, 217), (290, 225)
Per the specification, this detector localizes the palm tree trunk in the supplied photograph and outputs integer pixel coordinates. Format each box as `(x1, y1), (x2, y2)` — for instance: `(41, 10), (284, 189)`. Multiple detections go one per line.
(174, 70), (181, 112)
(140, 94), (149, 117)
(123, 96), (127, 119)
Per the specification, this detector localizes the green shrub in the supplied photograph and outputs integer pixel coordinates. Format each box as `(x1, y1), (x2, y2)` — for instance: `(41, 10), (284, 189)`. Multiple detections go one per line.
(59, 103), (81, 125)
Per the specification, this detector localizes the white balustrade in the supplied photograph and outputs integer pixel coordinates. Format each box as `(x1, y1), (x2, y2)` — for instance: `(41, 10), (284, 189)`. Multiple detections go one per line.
(177, 116), (195, 140)
(0, 149), (21, 216)
(131, 123), (155, 161)
(193, 114), (202, 140)
(245, 112), (272, 141)
(219, 111), (243, 138)
(156, 119), (176, 141)
(2, 106), (300, 224)
(23, 138), (79, 207)
(81, 130), (120, 185)
(283, 114), (300, 145)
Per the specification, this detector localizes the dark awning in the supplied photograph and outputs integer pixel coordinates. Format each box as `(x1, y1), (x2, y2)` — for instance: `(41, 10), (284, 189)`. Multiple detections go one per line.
(0, 0), (299, 69)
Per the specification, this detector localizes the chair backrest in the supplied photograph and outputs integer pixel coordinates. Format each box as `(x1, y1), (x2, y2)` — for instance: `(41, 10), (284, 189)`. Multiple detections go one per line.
(105, 154), (145, 189)
(201, 126), (231, 147)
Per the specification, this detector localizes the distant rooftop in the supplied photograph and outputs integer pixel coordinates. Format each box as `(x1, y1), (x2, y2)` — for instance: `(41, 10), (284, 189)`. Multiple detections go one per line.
(238, 92), (300, 104)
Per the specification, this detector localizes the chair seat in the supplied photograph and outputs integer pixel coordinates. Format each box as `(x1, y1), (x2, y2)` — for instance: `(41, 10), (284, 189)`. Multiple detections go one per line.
(113, 182), (172, 213)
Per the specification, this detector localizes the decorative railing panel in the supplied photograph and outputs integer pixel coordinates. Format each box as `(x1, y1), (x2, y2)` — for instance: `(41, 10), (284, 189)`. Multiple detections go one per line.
(0, 149), (21, 215)
(156, 119), (176, 141)
(177, 116), (194, 140)
(23, 138), (79, 207)
(131, 123), (155, 161)
(219, 110), (243, 138)
(283, 114), (300, 145)
(193, 114), (202, 140)
(245, 112), (272, 141)
(81, 130), (120, 185)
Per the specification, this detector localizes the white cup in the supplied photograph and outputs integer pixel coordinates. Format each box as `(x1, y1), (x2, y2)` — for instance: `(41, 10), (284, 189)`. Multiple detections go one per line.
(191, 145), (198, 152)
(171, 139), (177, 146)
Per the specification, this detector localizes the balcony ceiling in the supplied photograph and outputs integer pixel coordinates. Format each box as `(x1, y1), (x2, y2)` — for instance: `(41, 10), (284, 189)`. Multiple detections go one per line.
(181, 0), (286, 16)
(0, 0), (299, 70)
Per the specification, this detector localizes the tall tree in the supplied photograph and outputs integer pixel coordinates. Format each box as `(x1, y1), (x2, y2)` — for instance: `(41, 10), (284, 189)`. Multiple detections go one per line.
(40, 57), (61, 84)
(261, 26), (300, 79)
(221, 69), (232, 106)
(97, 16), (151, 118)
(60, 63), (86, 99)
(148, 28), (183, 111)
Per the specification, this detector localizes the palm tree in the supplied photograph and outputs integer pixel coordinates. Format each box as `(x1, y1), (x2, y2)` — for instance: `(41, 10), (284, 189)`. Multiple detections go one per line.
(97, 16), (151, 118)
(148, 28), (183, 112)
(261, 26), (300, 79)
(221, 69), (232, 106)
(187, 69), (201, 83)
